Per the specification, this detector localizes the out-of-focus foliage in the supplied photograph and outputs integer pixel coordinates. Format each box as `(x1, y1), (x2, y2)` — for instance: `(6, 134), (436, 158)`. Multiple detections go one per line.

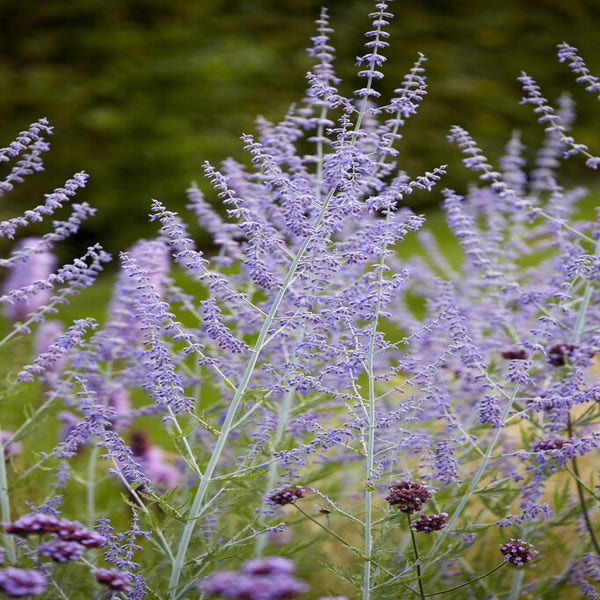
(1, 0), (599, 255)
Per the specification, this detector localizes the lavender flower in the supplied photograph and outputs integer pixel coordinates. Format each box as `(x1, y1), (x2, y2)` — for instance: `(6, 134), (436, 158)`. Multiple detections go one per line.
(2, 237), (56, 321)
(557, 42), (600, 97)
(0, 567), (46, 597)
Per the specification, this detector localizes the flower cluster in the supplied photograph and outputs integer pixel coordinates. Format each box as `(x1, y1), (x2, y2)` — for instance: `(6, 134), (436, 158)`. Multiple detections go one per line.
(199, 556), (309, 600)
(266, 486), (306, 506)
(411, 513), (448, 533)
(385, 480), (432, 514)
(0, 567), (46, 598)
(500, 539), (538, 566)
(93, 568), (131, 592)
(4, 513), (106, 550)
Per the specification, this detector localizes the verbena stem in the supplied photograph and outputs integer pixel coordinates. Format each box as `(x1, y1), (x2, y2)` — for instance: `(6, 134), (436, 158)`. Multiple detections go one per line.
(0, 432), (16, 563)
(408, 514), (426, 600)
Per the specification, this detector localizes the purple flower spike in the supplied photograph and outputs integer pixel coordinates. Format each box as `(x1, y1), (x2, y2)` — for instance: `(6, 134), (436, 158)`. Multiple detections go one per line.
(2, 237), (56, 322)
(0, 567), (46, 597)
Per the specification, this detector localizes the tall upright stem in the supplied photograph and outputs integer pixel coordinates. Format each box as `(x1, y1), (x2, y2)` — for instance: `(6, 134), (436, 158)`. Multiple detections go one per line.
(168, 190), (336, 597)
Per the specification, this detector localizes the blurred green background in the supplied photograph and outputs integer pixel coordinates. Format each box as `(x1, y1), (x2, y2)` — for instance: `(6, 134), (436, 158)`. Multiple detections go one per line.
(1, 0), (599, 258)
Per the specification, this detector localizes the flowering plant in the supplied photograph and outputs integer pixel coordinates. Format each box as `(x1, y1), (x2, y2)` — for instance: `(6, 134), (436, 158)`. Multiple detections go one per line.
(0, 2), (598, 599)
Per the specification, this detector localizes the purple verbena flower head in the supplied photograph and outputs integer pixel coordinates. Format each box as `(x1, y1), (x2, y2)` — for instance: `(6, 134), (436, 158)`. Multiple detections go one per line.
(93, 568), (131, 592)
(241, 556), (296, 576)
(547, 342), (578, 366)
(4, 513), (61, 536)
(38, 539), (85, 562)
(199, 557), (309, 600)
(385, 480), (432, 514)
(411, 512), (448, 533)
(531, 437), (567, 452)
(0, 567), (46, 597)
(501, 348), (528, 360)
(500, 538), (538, 566)
(128, 430), (180, 492)
(266, 486), (305, 506)
(59, 524), (106, 548)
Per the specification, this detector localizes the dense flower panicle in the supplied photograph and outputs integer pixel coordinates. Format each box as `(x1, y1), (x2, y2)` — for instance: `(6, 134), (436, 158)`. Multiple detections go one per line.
(150, 198), (209, 275)
(385, 480), (432, 514)
(500, 539), (538, 566)
(567, 553), (600, 599)
(411, 513), (448, 533)
(0, 567), (46, 597)
(266, 486), (305, 506)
